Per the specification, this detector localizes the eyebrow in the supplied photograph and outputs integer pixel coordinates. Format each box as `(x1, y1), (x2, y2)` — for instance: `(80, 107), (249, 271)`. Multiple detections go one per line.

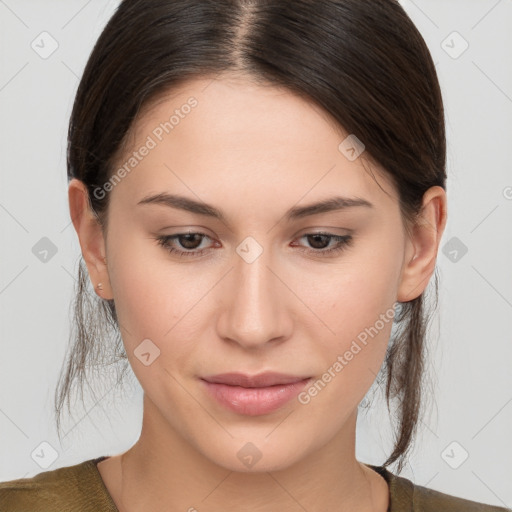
(137, 193), (374, 224)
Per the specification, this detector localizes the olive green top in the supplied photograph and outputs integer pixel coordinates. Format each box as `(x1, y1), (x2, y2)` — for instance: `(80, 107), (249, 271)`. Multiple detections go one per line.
(0, 456), (510, 511)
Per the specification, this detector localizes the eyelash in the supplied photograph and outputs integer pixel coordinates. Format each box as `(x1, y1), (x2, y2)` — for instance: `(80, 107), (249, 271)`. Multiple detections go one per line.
(154, 232), (353, 259)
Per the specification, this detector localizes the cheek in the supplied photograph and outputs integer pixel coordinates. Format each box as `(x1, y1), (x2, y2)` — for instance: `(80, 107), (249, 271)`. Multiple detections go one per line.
(106, 233), (175, 344)
(305, 241), (401, 381)
(106, 233), (212, 372)
(108, 229), (183, 323)
(315, 246), (399, 328)
(296, 287), (396, 415)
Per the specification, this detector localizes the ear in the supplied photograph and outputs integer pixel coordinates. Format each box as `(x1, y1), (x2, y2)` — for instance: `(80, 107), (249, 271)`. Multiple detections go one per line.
(397, 185), (448, 302)
(68, 178), (113, 300)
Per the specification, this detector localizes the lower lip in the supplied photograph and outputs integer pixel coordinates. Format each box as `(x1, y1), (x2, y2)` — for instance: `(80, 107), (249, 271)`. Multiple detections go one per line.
(201, 378), (312, 416)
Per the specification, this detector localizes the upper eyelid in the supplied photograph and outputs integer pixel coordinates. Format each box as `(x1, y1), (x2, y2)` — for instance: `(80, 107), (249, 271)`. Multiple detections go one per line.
(157, 225), (352, 237)
(162, 231), (349, 247)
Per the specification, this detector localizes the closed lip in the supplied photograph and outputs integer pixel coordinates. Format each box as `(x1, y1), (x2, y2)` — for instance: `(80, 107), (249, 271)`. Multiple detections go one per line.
(201, 372), (311, 388)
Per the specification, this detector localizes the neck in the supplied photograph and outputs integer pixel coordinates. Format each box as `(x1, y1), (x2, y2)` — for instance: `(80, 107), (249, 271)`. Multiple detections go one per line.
(111, 395), (387, 512)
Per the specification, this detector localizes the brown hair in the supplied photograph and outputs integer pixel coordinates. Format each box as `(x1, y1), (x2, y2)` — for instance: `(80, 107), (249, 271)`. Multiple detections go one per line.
(55, 0), (445, 473)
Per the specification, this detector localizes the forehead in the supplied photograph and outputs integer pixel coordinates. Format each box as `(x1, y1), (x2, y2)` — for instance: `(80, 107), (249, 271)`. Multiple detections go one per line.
(108, 74), (397, 211)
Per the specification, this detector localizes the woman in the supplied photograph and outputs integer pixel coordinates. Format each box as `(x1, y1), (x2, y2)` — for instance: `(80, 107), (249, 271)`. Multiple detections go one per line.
(1, 0), (509, 510)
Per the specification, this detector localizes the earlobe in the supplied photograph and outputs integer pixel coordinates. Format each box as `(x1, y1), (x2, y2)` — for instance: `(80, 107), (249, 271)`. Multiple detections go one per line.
(397, 186), (447, 303)
(68, 178), (114, 300)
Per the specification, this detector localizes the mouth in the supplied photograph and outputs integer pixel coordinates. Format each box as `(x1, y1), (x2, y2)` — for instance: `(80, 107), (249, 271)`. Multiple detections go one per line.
(202, 371), (311, 387)
(200, 372), (312, 416)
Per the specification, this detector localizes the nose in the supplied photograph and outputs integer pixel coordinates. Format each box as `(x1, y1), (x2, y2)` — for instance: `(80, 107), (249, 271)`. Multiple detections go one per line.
(216, 243), (293, 349)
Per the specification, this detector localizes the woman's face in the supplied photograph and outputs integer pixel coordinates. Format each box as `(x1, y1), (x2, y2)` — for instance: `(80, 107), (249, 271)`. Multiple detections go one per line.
(98, 74), (419, 472)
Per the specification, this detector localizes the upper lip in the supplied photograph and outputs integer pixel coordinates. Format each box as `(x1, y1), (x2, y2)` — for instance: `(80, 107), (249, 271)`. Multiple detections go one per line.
(201, 372), (311, 388)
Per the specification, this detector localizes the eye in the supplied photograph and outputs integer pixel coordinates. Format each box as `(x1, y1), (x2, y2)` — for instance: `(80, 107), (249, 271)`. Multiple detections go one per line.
(292, 233), (353, 256)
(155, 232), (215, 258)
(154, 232), (353, 258)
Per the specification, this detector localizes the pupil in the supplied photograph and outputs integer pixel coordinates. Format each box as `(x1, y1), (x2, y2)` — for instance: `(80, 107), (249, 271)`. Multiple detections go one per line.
(309, 234), (328, 249)
(180, 234), (201, 249)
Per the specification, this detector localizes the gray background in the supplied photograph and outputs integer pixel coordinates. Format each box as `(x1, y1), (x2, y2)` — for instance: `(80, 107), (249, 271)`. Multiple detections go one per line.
(1, 0), (511, 508)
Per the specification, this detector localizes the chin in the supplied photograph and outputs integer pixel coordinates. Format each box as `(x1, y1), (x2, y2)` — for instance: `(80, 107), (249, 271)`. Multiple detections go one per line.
(199, 433), (311, 474)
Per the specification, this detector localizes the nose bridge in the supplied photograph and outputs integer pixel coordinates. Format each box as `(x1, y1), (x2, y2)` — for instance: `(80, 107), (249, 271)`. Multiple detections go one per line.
(218, 237), (290, 347)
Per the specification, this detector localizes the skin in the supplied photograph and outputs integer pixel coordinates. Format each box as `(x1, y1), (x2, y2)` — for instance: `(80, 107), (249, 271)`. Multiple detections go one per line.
(69, 73), (447, 512)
